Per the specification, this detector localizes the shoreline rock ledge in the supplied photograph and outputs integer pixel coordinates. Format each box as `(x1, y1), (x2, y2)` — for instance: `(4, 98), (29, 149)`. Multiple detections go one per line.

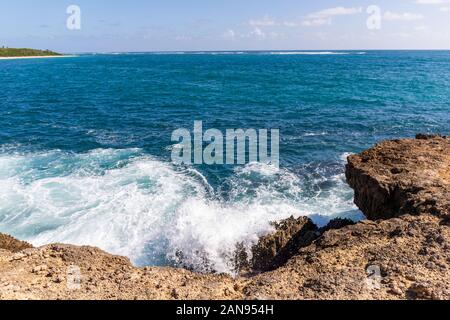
(346, 134), (449, 220)
(1, 135), (449, 300)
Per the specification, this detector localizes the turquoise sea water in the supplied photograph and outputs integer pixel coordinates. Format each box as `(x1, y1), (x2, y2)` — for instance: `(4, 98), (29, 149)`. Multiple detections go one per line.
(0, 51), (449, 272)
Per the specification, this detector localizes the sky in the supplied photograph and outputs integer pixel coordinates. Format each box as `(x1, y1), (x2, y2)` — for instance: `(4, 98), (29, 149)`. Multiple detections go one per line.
(1, 0), (450, 52)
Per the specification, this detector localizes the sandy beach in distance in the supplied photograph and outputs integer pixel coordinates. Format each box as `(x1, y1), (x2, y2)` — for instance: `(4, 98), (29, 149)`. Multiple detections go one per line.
(0, 55), (76, 60)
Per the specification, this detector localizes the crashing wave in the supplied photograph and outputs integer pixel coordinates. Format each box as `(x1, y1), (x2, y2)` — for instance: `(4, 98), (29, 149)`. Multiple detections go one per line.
(0, 148), (360, 274)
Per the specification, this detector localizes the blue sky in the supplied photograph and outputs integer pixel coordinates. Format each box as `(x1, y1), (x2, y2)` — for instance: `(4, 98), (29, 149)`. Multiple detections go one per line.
(1, 0), (450, 52)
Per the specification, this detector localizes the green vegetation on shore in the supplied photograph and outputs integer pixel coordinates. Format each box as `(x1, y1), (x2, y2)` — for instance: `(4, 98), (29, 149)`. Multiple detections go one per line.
(0, 48), (62, 57)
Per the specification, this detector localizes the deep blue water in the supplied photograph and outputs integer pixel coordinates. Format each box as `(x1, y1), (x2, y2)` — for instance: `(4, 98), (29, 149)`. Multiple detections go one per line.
(0, 51), (449, 272)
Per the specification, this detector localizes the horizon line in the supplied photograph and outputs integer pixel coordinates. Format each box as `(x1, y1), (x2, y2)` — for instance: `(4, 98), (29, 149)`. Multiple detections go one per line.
(62, 49), (450, 54)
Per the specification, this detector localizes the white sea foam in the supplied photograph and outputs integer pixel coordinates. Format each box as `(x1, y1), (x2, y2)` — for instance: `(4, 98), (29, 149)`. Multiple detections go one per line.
(340, 152), (354, 163)
(74, 51), (367, 57)
(82, 51), (368, 57)
(268, 51), (350, 55)
(0, 149), (360, 274)
(302, 131), (328, 137)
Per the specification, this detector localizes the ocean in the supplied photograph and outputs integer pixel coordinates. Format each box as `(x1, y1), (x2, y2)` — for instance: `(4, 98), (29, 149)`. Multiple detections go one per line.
(0, 50), (449, 273)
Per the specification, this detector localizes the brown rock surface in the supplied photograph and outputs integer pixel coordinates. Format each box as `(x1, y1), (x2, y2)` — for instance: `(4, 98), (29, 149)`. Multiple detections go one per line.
(0, 233), (33, 252)
(346, 135), (449, 220)
(251, 216), (319, 272)
(0, 136), (449, 300)
(0, 213), (448, 300)
(245, 214), (449, 300)
(251, 217), (355, 272)
(0, 242), (241, 300)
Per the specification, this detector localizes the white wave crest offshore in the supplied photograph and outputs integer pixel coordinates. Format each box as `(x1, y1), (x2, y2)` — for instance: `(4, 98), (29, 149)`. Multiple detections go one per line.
(268, 51), (350, 55)
(97, 51), (366, 56)
(0, 149), (361, 274)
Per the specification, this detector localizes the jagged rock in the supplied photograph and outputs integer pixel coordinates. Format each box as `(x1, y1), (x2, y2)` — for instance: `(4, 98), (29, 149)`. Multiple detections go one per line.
(319, 218), (355, 233)
(0, 233), (33, 253)
(251, 217), (355, 272)
(251, 216), (319, 271)
(346, 136), (449, 220)
(245, 214), (450, 300)
(416, 133), (447, 140)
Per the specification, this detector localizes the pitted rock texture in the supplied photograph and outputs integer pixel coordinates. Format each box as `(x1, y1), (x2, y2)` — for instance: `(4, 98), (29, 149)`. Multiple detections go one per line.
(346, 135), (449, 220)
(0, 233), (33, 253)
(0, 214), (448, 300)
(251, 217), (355, 272)
(251, 216), (319, 272)
(245, 214), (449, 300)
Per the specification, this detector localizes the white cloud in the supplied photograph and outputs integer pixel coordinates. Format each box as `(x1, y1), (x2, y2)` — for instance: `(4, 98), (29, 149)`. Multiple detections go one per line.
(248, 16), (277, 27)
(416, 0), (450, 10)
(415, 0), (449, 4)
(236, 27), (282, 39)
(247, 11), (360, 30)
(384, 11), (424, 21)
(307, 6), (363, 19)
(301, 18), (331, 27)
(302, 6), (362, 27)
(282, 21), (299, 27)
(222, 29), (235, 39)
(250, 27), (265, 38)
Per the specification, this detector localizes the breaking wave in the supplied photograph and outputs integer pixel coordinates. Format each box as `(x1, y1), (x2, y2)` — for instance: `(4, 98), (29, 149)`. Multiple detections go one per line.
(0, 148), (361, 274)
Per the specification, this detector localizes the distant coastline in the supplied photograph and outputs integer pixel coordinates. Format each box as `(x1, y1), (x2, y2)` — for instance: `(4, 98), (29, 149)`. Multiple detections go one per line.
(0, 55), (76, 60)
(0, 47), (74, 60)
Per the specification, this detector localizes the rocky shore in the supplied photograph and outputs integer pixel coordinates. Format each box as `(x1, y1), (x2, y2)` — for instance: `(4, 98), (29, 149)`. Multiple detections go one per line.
(1, 135), (449, 300)
(346, 134), (449, 220)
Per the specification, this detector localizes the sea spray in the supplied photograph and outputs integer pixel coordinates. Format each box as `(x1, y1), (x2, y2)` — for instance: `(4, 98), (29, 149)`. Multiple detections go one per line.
(0, 148), (361, 274)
